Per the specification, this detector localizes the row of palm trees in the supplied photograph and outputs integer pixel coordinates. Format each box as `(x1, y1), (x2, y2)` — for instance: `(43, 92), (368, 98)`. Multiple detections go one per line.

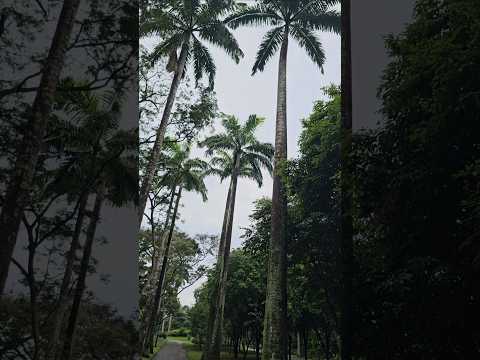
(141, 114), (273, 354)
(140, 1), (341, 360)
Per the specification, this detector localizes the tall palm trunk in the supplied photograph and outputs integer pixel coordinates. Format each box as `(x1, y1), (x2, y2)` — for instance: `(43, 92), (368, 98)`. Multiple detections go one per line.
(340, 1), (353, 360)
(61, 189), (104, 360)
(263, 28), (289, 360)
(204, 156), (241, 360)
(0, 0), (82, 296)
(143, 186), (182, 354)
(47, 192), (89, 360)
(138, 39), (190, 224)
(144, 186), (176, 300)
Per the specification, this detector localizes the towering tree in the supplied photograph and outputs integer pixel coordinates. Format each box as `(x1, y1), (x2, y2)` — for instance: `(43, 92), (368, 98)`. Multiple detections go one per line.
(142, 147), (209, 354)
(226, 2), (340, 359)
(199, 115), (274, 360)
(138, 0), (243, 223)
(340, 1), (353, 359)
(0, 0), (82, 296)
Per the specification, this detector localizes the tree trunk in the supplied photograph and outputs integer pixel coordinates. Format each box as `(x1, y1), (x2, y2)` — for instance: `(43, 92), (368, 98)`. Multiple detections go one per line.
(143, 186), (182, 354)
(61, 188), (105, 360)
(47, 193), (89, 360)
(0, 0), (82, 296)
(204, 156), (241, 360)
(303, 329), (308, 360)
(144, 186), (176, 301)
(168, 314), (173, 332)
(297, 332), (301, 358)
(138, 38), (190, 224)
(340, 1), (353, 360)
(262, 27), (289, 360)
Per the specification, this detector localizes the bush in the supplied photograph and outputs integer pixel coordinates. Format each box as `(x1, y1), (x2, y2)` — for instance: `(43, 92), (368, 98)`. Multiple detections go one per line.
(167, 328), (190, 337)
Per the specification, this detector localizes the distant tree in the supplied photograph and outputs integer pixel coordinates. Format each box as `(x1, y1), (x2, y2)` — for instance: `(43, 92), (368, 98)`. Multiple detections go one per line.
(226, 2), (340, 358)
(199, 115), (273, 360)
(138, 0), (243, 222)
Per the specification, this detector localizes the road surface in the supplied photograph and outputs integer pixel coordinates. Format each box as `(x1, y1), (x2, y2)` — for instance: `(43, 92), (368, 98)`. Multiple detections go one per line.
(153, 342), (187, 360)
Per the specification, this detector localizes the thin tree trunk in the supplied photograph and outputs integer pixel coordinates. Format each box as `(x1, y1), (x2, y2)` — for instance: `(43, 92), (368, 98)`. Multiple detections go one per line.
(263, 28), (289, 360)
(26, 226), (40, 360)
(138, 39), (190, 224)
(0, 0), (82, 296)
(297, 331), (301, 358)
(144, 186), (175, 301)
(204, 156), (241, 360)
(47, 193), (89, 360)
(61, 188), (105, 360)
(143, 186), (182, 354)
(340, 1), (353, 360)
(168, 314), (172, 332)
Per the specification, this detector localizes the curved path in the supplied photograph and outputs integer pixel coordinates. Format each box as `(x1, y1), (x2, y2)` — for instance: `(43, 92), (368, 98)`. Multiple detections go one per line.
(153, 342), (187, 360)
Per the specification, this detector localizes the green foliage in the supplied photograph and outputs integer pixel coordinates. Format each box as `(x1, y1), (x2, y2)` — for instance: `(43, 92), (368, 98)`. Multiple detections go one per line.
(349, 0), (480, 357)
(199, 114), (274, 186)
(225, 0), (340, 74)
(141, 0), (243, 89)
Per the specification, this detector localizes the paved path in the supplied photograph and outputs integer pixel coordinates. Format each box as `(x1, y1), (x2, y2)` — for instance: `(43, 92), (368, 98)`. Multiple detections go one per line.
(153, 342), (187, 360)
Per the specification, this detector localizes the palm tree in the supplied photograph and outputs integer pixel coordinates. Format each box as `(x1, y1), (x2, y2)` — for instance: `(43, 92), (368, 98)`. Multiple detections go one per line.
(199, 115), (274, 360)
(138, 0), (244, 223)
(142, 146), (209, 354)
(340, 1), (353, 359)
(225, 2), (340, 359)
(43, 89), (137, 360)
(0, 0), (82, 296)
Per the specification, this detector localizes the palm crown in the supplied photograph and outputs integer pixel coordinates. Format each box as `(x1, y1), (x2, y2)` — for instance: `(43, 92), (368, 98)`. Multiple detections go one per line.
(199, 114), (274, 187)
(226, 0), (340, 74)
(163, 144), (209, 201)
(141, 0), (244, 89)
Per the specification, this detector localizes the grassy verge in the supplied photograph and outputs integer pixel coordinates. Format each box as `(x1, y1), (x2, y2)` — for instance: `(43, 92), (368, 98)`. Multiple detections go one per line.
(140, 338), (167, 360)
(166, 336), (258, 360)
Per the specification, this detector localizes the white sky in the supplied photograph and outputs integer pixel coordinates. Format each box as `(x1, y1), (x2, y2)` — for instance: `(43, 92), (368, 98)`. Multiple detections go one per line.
(142, 20), (340, 306)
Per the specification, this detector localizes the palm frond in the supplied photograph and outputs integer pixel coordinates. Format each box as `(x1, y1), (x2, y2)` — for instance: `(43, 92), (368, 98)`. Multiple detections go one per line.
(290, 24), (326, 71)
(225, 4), (282, 29)
(295, 9), (340, 34)
(198, 20), (244, 63)
(192, 35), (216, 89)
(252, 25), (284, 75)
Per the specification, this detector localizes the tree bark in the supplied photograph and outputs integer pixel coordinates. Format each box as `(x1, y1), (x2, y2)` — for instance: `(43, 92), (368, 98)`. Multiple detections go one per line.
(340, 1), (353, 360)
(47, 192), (89, 360)
(0, 0), (82, 296)
(143, 186), (182, 354)
(144, 186), (176, 301)
(138, 39), (190, 224)
(61, 188), (105, 360)
(203, 155), (241, 360)
(262, 27), (289, 360)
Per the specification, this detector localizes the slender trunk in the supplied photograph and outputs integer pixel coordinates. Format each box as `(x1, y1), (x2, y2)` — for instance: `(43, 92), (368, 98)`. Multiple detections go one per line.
(0, 0), (82, 296)
(27, 238), (40, 360)
(263, 27), (289, 360)
(168, 314), (172, 332)
(47, 193), (89, 359)
(204, 156), (241, 360)
(144, 186), (175, 301)
(138, 39), (190, 224)
(297, 331), (301, 358)
(61, 189), (104, 360)
(340, 1), (353, 360)
(143, 186), (182, 353)
(303, 329), (308, 360)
